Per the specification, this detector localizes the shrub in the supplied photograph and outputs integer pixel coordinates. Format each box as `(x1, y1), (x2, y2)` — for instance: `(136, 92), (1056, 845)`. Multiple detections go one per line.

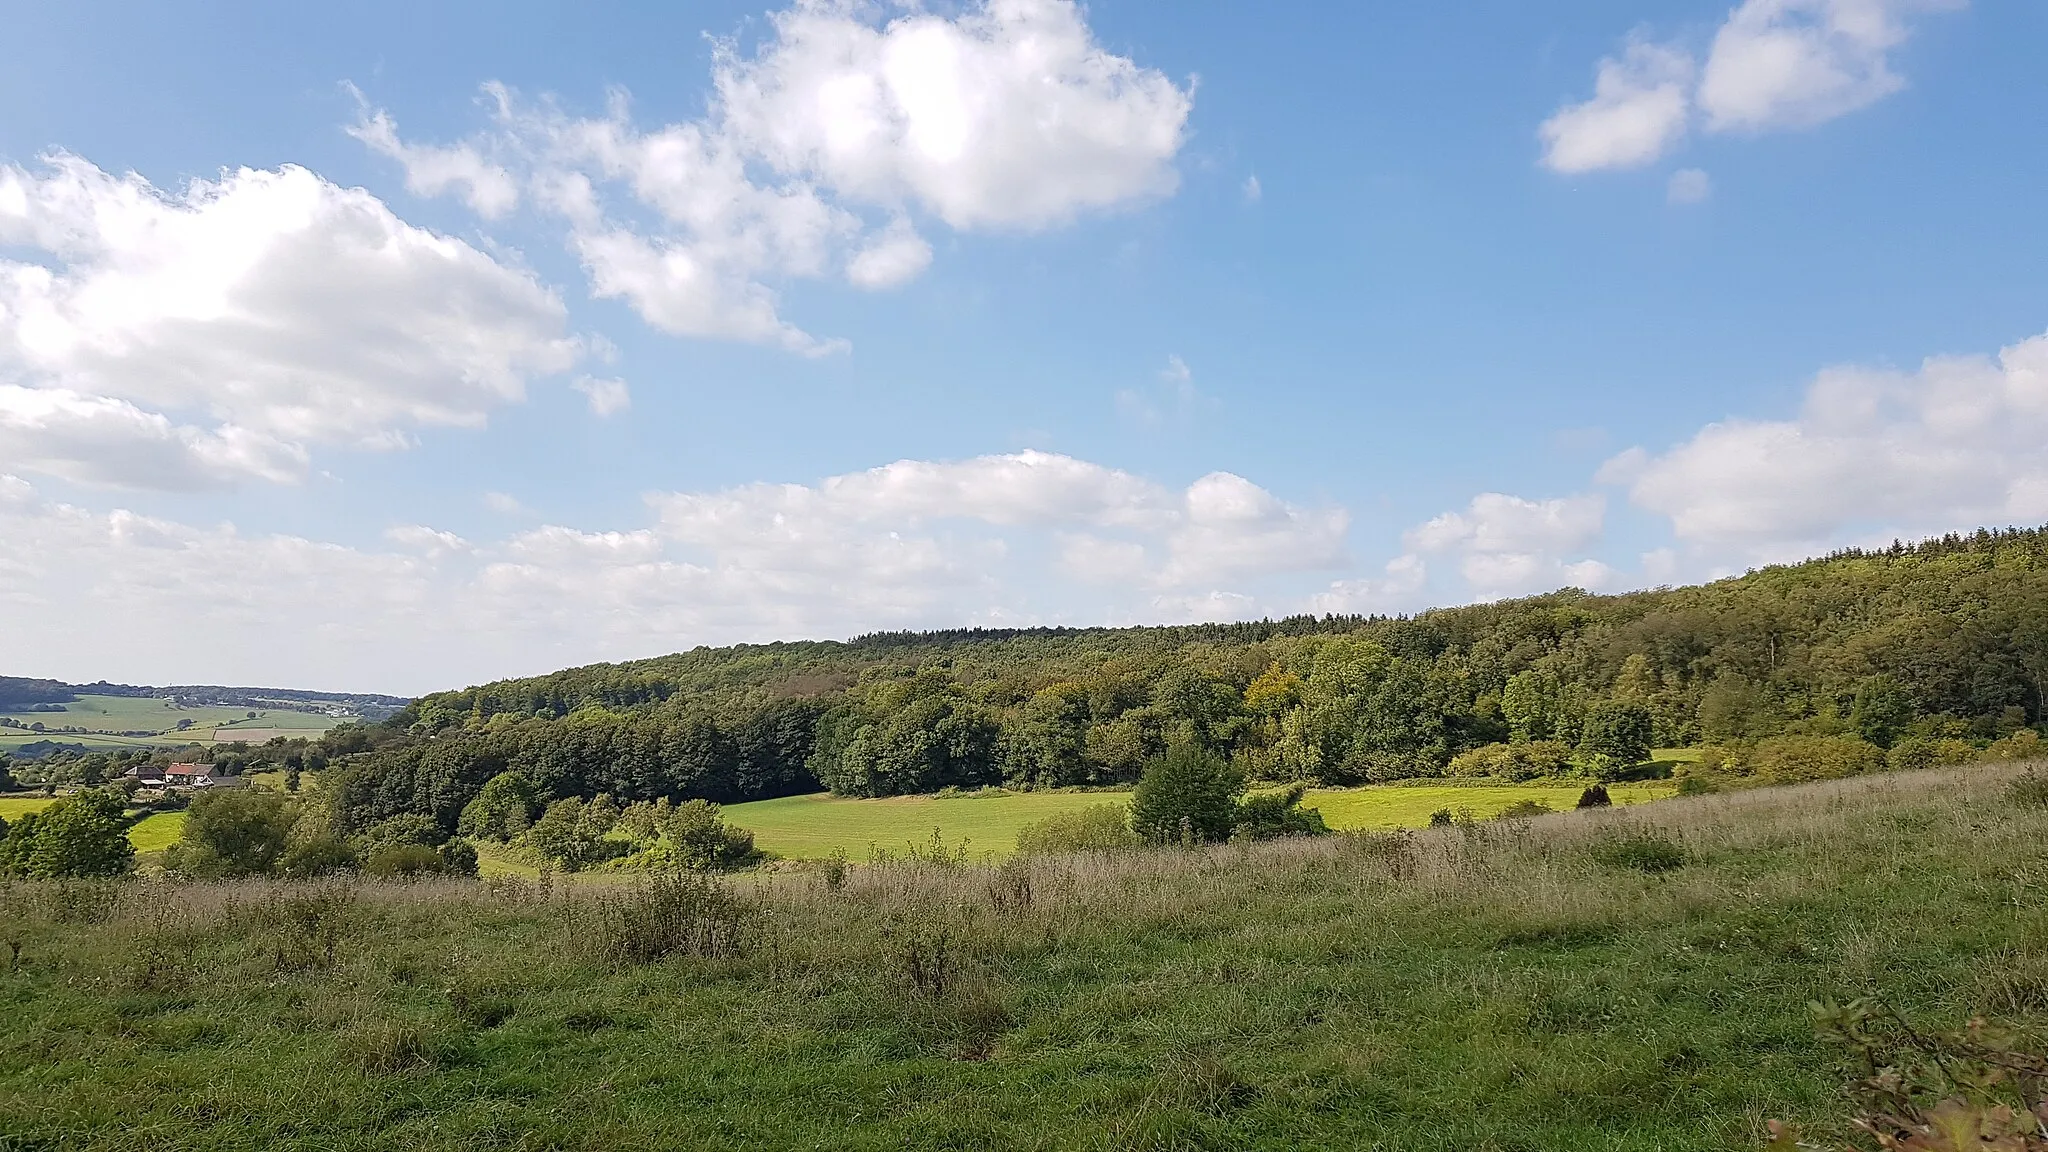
(598, 873), (750, 965)
(1130, 748), (1244, 844)
(0, 790), (133, 878)
(165, 789), (296, 877)
(1448, 741), (1572, 782)
(1015, 805), (1139, 855)
(1576, 784), (1612, 808)
(1590, 832), (1687, 873)
(1982, 728), (2044, 763)
(1493, 799), (1553, 821)
(1742, 735), (1885, 784)
(522, 798), (625, 871)
(1231, 784), (1331, 841)
(659, 800), (756, 870)
(1884, 735), (1978, 773)
(1427, 808), (1455, 827)
(362, 844), (446, 879)
(1674, 772), (1719, 796)
(279, 833), (357, 878)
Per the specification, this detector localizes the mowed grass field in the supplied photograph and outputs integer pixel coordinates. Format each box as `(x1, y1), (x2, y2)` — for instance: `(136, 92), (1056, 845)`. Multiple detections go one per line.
(0, 797), (52, 822)
(723, 779), (1676, 859)
(0, 799), (182, 853)
(127, 812), (187, 853)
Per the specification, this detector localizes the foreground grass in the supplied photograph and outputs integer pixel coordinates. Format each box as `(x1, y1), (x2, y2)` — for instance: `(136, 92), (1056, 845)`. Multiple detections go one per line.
(725, 779), (1674, 859)
(2, 763), (2044, 1150)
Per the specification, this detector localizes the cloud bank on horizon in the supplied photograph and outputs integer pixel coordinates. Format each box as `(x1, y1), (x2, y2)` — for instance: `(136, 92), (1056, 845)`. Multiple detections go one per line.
(0, 0), (2036, 692)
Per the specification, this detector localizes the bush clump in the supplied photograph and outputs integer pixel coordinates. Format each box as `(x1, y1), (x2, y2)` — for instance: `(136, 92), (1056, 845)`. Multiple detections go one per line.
(1885, 735), (1979, 773)
(1735, 735), (1885, 784)
(598, 873), (750, 965)
(1231, 783), (1330, 841)
(1015, 805), (1138, 855)
(1576, 784), (1612, 809)
(1448, 741), (1572, 782)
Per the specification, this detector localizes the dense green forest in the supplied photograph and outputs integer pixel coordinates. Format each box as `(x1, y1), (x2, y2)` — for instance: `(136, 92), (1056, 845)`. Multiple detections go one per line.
(13, 525), (2044, 843)
(256, 523), (2045, 838)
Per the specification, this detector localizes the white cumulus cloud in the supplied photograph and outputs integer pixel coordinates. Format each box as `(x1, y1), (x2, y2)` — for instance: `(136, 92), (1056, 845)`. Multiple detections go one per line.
(1540, 39), (1695, 173)
(1602, 327), (2048, 561)
(0, 154), (579, 488)
(1699, 0), (1959, 133)
(1407, 492), (1612, 600)
(0, 451), (1359, 690)
(715, 0), (1192, 230)
(571, 375), (632, 416)
(350, 0), (1192, 352)
(347, 96), (520, 218)
(1542, 0), (1961, 173)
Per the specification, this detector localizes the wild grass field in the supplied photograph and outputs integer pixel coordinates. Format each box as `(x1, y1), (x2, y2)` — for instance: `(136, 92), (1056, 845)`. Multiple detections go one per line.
(2, 762), (2042, 1150)
(722, 779), (1675, 859)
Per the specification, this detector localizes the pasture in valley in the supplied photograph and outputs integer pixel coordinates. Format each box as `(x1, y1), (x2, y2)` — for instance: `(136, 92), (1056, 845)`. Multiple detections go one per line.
(720, 778), (1675, 860)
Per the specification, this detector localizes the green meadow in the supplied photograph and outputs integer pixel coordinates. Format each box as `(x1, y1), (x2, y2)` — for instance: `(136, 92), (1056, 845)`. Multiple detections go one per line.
(1, 762), (2041, 1150)
(722, 778), (1675, 860)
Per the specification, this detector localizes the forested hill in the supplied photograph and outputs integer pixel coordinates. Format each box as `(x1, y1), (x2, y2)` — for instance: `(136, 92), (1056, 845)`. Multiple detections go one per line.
(306, 523), (2048, 835)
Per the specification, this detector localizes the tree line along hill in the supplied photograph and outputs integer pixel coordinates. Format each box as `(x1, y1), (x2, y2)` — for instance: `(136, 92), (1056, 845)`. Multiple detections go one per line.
(200, 522), (2036, 841)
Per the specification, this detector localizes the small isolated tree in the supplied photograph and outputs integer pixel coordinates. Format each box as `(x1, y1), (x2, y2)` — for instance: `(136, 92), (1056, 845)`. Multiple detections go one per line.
(1576, 784), (1612, 809)
(661, 800), (756, 870)
(0, 789), (134, 878)
(166, 789), (297, 877)
(1576, 700), (1654, 779)
(1129, 747), (1244, 844)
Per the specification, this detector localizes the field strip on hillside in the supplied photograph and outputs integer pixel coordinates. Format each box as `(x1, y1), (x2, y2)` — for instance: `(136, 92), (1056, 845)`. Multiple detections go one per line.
(720, 779), (1675, 860)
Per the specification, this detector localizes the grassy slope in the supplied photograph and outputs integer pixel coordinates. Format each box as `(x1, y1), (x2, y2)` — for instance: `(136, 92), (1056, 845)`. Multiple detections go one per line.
(1, 762), (2042, 1150)
(724, 780), (1674, 859)
(0, 694), (339, 743)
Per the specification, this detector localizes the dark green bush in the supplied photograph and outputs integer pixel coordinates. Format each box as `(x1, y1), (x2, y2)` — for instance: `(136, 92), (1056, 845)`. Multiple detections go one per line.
(1231, 784), (1330, 841)
(1576, 784), (1612, 808)
(1129, 748), (1243, 844)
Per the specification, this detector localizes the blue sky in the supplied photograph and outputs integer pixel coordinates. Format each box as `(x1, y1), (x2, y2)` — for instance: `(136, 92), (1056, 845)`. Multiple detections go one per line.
(3, 0), (2045, 693)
